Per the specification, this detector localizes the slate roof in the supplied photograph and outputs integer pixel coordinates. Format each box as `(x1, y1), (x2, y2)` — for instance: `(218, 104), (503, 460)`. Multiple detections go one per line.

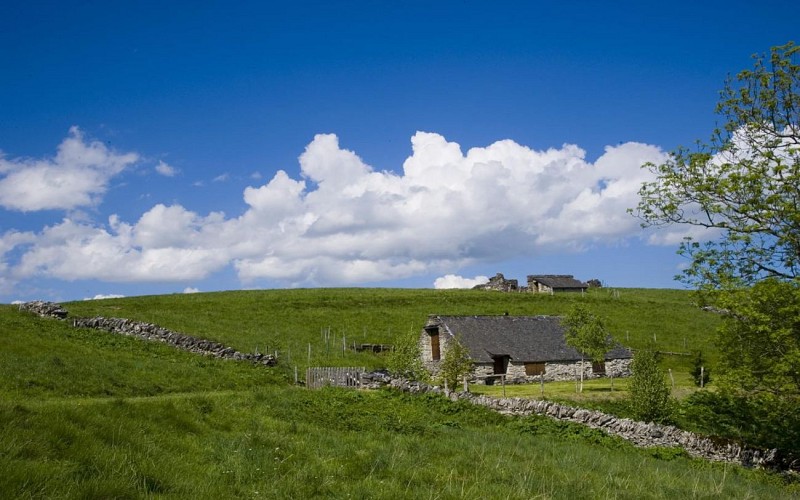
(528, 275), (588, 290)
(428, 315), (632, 363)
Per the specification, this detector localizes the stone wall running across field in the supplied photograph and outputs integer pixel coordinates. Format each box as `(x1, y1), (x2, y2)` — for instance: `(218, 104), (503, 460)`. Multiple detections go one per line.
(18, 301), (276, 366)
(380, 376), (798, 475)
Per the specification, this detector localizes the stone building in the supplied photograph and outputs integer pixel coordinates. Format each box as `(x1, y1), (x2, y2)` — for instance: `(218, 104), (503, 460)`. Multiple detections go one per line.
(420, 315), (632, 384)
(472, 273), (519, 292)
(526, 275), (588, 293)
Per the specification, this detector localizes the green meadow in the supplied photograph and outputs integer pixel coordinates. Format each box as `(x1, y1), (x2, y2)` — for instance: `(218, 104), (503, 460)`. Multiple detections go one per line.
(2, 288), (797, 498)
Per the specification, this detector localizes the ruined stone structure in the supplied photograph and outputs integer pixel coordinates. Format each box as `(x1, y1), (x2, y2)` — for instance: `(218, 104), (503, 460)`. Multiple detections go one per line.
(472, 273), (518, 292)
(420, 315), (632, 384)
(472, 273), (589, 294)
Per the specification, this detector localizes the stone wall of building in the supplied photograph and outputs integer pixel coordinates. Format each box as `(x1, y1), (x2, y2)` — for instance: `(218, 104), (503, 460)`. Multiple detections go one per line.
(471, 358), (632, 384)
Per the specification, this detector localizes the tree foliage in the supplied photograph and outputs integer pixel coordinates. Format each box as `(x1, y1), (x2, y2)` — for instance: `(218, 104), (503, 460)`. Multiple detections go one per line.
(563, 305), (614, 392)
(633, 42), (800, 289)
(439, 335), (472, 390)
(563, 304), (614, 364)
(387, 328), (429, 382)
(715, 278), (800, 397)
(633, 42), (800, 402)
(629, 349), (672, 423)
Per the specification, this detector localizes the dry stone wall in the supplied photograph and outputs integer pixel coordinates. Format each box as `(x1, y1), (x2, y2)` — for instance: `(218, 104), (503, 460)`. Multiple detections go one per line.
(19, 301), (276, 366)
(380, 376), (798, 474)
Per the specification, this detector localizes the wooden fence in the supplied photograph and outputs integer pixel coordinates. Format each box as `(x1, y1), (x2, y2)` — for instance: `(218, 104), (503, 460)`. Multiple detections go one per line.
(306, 367), (366, 389)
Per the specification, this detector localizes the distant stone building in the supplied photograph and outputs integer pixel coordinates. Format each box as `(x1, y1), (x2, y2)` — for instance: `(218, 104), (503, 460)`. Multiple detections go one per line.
(472, 273), (519, 292)
(420, 315), (632, 384)
(472, 273), (589, 294)
(526, 275), (588, 294)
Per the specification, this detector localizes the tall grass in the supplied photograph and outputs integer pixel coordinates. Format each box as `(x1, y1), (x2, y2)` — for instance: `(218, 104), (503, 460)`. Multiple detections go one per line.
(4, 291), (794, 498)
(2, 388), (794, 498)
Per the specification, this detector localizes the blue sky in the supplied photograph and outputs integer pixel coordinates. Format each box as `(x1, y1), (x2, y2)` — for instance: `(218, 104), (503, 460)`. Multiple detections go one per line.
(1, 1), (797, 302)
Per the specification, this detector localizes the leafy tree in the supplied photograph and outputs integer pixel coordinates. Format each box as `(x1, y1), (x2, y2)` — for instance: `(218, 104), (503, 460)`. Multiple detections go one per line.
(633, 42), (800, 290)
(690, 350), (711, 387)
(629, 349), (672, 423)
(632, 42), (800, 401)
(563, 304), (614, 392)
(715, 278), (800, 397)
(439, 335), (472, 391)
(387, 328), (429, 382)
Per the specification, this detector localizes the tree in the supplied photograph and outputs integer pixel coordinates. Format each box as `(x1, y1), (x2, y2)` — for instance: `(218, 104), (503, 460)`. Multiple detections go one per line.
(632, 42), (800, 399)
(633, 42), (800, 290)
(387, 328), (429, 382)
(690, 350), (712, 387)
(439, 334), (472, 391)
(563, 304), (614, 392)
(629, 349), (672, 422)
(714, 278), (800, 397)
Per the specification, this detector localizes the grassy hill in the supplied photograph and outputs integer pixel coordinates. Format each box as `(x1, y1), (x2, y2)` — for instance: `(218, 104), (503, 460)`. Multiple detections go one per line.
(64, 287), (721, 375)
(2, 288), (796, 498)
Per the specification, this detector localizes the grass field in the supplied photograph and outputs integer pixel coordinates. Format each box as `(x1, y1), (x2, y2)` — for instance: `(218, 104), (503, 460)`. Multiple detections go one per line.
(3, 288), (797, 498)
(64, 287), (721, 376)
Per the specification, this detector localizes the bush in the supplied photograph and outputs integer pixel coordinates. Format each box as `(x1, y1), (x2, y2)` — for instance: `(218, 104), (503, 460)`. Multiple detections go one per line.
(628, 349), (672, 423)
(386, 329), (428, 381)
(439, 335), (472, 390)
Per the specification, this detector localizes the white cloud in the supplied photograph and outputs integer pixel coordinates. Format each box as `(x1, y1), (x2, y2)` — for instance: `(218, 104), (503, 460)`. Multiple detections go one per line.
(83, 294), (125, 300)
(183, 287), (200, 294)
(0, 127), (138, 211)
(434, 274), (489, 289)
(213, 173), (229, 182)
(0, 131), (675, 289)
(155, 160), (178, 177)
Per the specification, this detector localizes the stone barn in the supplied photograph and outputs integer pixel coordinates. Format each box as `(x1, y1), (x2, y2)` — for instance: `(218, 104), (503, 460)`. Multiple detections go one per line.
(527, 275), (588, 293)
(420, 315), (632, 384)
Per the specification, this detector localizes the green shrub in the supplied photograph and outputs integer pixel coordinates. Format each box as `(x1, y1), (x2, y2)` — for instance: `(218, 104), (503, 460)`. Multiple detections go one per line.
(629, 349), (672, 423)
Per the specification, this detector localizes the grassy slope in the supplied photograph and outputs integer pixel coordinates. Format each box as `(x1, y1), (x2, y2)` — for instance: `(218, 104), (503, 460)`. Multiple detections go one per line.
(65, 287), (721, 375)
(3, 290), (796, 498)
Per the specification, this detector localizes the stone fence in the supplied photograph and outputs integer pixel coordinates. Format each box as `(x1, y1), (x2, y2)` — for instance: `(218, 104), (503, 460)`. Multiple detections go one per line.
(381, 376), (798, 475)
(19, 301), (276, 366)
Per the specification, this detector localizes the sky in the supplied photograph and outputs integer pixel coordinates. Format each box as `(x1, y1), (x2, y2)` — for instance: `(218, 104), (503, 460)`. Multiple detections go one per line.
(1, 1), (797, 303)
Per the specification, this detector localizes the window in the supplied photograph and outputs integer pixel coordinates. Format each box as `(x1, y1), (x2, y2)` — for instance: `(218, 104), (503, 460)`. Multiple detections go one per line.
(592, 361), (606, 374)
(525, 362), (546, 376)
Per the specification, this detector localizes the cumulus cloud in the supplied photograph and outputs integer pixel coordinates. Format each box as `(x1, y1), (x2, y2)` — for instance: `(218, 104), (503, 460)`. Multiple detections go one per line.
(155, 160), (178, 177)
(434, 274), (489, 289)
(0, 131), (676, 289)
(0, 127), (138, 211)
(183, 287), (200, 294)
(84, 294), (125, 300)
